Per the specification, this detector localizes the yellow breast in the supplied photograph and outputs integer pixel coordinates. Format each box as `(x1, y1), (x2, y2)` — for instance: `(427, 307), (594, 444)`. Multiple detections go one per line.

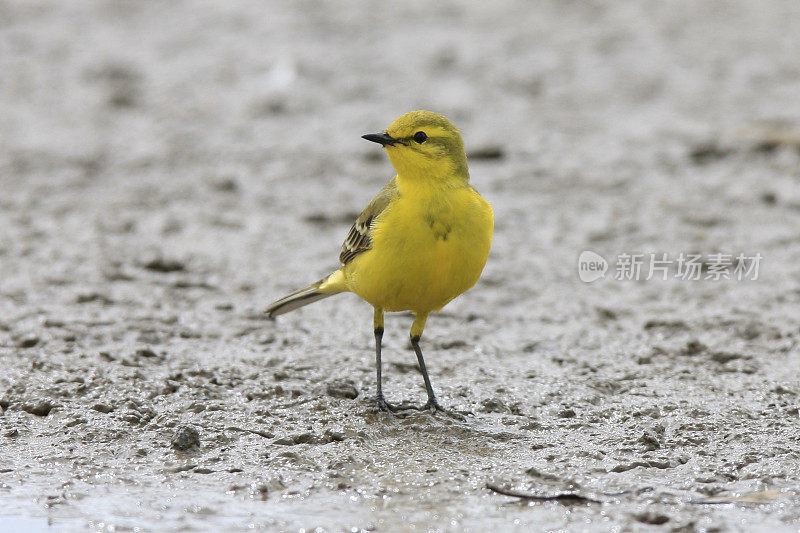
(343, 185), (493, 314)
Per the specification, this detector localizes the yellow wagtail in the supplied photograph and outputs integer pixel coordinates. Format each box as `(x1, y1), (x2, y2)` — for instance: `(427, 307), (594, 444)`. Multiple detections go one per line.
(266, 110), (494, 413)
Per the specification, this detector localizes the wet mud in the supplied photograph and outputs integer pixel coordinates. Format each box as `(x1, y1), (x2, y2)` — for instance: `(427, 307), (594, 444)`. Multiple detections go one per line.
(2, 1), (800, 530)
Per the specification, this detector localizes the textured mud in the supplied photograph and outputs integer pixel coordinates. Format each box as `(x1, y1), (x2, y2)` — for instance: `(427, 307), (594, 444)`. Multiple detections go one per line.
(3, 1), (800, 531)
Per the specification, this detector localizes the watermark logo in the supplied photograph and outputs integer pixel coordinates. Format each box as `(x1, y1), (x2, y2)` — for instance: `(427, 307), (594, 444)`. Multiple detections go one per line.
(578, 251), (762, 283)
(577, 250), (609, 283)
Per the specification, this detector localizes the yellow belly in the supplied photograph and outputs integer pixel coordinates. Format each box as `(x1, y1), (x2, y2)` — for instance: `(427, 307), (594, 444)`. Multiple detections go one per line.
(342, 186), (493, 314)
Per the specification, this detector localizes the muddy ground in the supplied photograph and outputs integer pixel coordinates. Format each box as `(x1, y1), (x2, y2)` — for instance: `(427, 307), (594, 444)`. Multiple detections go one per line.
(2, 1), (800, 531)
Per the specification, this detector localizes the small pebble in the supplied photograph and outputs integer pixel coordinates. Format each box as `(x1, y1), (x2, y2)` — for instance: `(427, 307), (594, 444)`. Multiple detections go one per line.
(142, 257), (185, 273)
(481, 398), (508, 413)
(632, 511), (670, 525)
(682, 340), (707, 356)
(326, 379), (359, 400)
(468, 146), (505, 160)
(638, 426), (665, 451)
(18, 336), (40, 349)
(211, 177), (239, 192)
(761, 191), (778, 204)
(92, 403), (114, 414)
(689, 142), (731, 164)
(22, 400), (53, 417)
(171, 425), (201, 451)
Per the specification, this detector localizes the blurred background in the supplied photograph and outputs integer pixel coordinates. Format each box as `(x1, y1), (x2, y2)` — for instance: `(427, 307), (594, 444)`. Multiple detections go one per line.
(2, 1), (799, 301)
(2, 1), (800, 530)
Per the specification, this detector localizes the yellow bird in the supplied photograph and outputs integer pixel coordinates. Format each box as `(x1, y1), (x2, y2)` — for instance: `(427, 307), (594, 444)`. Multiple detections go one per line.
(266, 110), (494, 413)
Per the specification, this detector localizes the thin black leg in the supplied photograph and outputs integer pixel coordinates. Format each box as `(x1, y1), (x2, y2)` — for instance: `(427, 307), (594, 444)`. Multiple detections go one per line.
(410, 335), (465, 419)
(411, 335), (442, 411)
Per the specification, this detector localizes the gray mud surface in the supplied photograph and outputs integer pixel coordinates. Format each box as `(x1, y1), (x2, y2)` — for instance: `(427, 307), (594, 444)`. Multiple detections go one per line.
(2, 1), (800, 531)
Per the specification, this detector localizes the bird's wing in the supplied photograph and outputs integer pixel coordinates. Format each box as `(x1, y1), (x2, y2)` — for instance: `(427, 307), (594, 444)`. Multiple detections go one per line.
(339, 177), (398, 265)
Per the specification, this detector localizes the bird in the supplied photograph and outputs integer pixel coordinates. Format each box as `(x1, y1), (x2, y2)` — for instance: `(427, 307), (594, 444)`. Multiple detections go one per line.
(265, 110), (494, 414)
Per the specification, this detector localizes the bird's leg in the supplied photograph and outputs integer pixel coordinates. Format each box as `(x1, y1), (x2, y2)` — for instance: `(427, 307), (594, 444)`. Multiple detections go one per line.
(409, 314), (464, 420)
(410, 334), (442, 411)
(373, 308), (395, 412)
(409, 313), (441, 411)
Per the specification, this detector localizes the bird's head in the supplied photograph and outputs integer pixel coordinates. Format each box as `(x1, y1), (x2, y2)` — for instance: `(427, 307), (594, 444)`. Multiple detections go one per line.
(362, 110), (469, 181)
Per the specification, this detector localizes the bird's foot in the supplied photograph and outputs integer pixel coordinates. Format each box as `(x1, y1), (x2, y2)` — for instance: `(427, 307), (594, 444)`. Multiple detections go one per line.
(372, 395), (415, 414)
(418, 398), (466, 421)
(374, 395), (396, 412)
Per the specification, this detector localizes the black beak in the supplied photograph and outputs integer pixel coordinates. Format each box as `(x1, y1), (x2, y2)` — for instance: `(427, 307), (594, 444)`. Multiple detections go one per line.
(362, 132), (398, 146)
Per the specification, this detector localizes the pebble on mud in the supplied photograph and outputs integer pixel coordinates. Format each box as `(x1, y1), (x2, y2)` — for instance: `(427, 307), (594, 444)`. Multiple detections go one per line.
(135, 348), (159, 358)
(638, 424), (666, 451)
(171, 425), (201, 451)
(76, 292), (112, 304)
(142, 257), (185, 273)
(761, 191), (778, 204)
(688, 142), (732, 164)
(709, 351), (745, 364)
(92, 403), (114, 414)
(632, 511), (670, 525)
(481, 398), (509, 413)
(326, 379), (359, 399)
(468, 146), (505, 160)
(22, 400), (53, 417)
(18, 335), (40, 348)
(643, 319), (688, 330)
(209, 177), (239, 192)
(682, 339), (707, 356)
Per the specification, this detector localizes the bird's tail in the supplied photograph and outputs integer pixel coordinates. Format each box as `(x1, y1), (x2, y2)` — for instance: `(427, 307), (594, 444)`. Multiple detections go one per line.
(265, 271), (344, 318)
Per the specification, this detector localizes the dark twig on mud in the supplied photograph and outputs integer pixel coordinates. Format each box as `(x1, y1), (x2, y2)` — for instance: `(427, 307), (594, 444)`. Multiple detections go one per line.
(486, 483), (601, 504)
(226, 426), (275, 439)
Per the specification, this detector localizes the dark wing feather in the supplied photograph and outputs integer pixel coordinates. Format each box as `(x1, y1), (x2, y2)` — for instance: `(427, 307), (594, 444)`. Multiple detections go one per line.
(339, 178), (398, 265)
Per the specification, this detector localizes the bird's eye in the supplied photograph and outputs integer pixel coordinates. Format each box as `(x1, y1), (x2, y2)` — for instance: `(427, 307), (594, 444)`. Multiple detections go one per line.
(413, 131), (427, 144)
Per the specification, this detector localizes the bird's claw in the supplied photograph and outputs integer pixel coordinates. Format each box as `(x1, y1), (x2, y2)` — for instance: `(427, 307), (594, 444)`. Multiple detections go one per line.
(421, 399), (444, 412)
(373, 395), (415, 414)
(374, 395), (397, 412)
(419, 399), (466, 421)
(373, 396), (429, 417)
(372, 395), (465, 420)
